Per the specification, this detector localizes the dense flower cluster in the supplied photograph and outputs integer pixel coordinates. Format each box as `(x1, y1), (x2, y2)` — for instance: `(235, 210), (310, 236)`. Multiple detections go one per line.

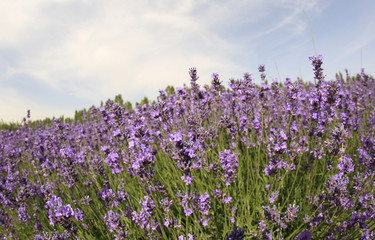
(104, 210), (128, 240)
(45, 195), (83, 237)
(132, 195), (160, 239)
(0, 55), (374, 239)
(219, 149), (239, 186)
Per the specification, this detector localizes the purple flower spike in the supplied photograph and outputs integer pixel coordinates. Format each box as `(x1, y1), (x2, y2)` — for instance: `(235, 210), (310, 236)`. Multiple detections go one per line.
(212, 73), (222, 91)
(131, 195), (159, 238)
(296, 229), (312, 240)
(54, 204), (74, 218)
(18, 204), (31, 224)
(337, 154), (355, 174)
(181, 175), (194, 185)
(227, 226), (246, 240)
(178, 234), (194, 240)
(104, 210), (122, 233)
(284, 204), (299, 223)
(268, 191), (279, 204)
(219, 149), (239, 186)
(309, 54), (325, 82)
(104, 151), (124, 174)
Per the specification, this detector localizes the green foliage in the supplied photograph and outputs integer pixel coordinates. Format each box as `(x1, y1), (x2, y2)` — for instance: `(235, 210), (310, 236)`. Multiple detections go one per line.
(114, 94), (125, 106)
(136, 96), (150, 107)
(0, 120), (22, 131)
(165, 85), (176, 97)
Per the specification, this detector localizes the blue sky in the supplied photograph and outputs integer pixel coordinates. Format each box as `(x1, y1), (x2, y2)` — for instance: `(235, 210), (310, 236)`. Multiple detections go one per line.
(1, 0), (374, 122)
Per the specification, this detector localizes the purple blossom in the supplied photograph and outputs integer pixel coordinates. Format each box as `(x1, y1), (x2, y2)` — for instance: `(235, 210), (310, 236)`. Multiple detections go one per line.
(226, 226), (246, 240)
(231, 206), (237, 223)
(337, 154), (355, 174)
(81, 195), (92, 205)
(219, 149), (239, 186)
(176, 191), (211, 226)
(17, 204), (31, 224)
(326, 172), (349, 194)
(98, 188), (119, 208)
(181, 174), (194, 185)
(176, 191), (194, 217)
(178, 234), (194, 240)
(222, 196), (232, 204)
(54, 204), (74, 219)
(267, 129), (288, 156)
(213, 189), (223, 198)
(104, 211), (122, 232)
(74, 208), (84, 222)
(45, 195), (82, 235)
(360, 229), (374, 240)
(268, 191), (279, 204)
(46, 195), (63, 210)
(1, 54), (375, 240)
(198, 192), (211, 226)
(212, 73), (222, 91)
(284, 204), (299, 223)
(257, 220), (272, 240)
(296, 229), (312, 240)
(103, 151), (124, 174)
(309, 54), (325, 82)
(131, 195), (160, 238)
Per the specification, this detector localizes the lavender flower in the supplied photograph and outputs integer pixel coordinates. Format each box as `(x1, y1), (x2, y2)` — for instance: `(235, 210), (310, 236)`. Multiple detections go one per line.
(104, 210), (123, 233)
(98, 188), (119, 208)
(226, 226), (246, 240)
(17, 204), (31, 224)
(337, 154), (355, 174)
(176, 191), (211, 226)
(81, 196), (92, 205)
(103, 151), (124, 174)
(231, 206), (237, 223)
(131, 195), (160, 238)
(54, 204), (74, 219)
(212, 73), (222, 91)
(74, 208), (84, 222)
(257, 220), (272, 240)
(45, 195), (82, 236)
(197, 192), (211, 226)
(1, 55), (375, 240)
(219, 149), (239, 186)
(178, 234), (194, 240)
(284, 204), (299, 223)
(268, 191), (279, 204)
(309, 54), (325, 82)
(181, 174), (194, 185)
(296, 229), (312, 240)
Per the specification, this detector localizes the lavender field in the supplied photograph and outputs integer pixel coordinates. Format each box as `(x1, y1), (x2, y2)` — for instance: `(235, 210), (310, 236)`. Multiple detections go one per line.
(1, 55), (374, 239)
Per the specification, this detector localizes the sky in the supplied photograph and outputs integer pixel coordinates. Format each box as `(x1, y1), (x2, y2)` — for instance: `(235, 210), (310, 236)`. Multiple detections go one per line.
(1, 0), (375, 123)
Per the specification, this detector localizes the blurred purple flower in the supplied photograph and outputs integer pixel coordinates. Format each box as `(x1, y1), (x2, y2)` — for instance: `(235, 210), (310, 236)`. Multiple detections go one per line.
(337, 154), (355, 174)
(268, 191), (279, 204)
(17, 204), (31, 224)
(181, 175), (194, 185)
(104, 210), (123, 233)
(226, 226), (246, 240)
(296, 229), (312, 240)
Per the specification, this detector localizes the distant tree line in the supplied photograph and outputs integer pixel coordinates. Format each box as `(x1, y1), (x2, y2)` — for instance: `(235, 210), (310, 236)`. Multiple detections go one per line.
(0, 85), (177, 131)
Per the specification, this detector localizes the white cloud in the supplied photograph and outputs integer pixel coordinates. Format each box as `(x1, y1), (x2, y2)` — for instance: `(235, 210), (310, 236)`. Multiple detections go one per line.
(0, 0), (333, 122)
(0, 1), (45, 46)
